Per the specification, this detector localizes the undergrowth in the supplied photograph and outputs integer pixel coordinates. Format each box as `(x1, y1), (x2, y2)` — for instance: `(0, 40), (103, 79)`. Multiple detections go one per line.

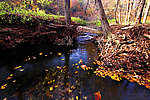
(0, 1), (87, 26)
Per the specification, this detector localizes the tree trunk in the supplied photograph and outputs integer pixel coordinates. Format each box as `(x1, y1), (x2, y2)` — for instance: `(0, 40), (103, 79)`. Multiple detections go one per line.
(134, 0), (141, 18)
(127, 0), (133, 22)
(118, 7), (121, 24)
(65, 0), (71, 25)
(97, 0), (112, 39)
(132, 0), (136, 9)
(115, 0), (120, 24)
(143, 1), (150, 23)
(125, 0), (130, 23)
(136, 0), (146, 24)
(132, 0), (137, 22)
(84, 0), (90, 15)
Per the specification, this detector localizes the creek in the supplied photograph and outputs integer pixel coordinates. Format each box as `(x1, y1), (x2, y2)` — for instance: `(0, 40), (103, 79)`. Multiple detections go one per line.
(0, 33), (149, 100)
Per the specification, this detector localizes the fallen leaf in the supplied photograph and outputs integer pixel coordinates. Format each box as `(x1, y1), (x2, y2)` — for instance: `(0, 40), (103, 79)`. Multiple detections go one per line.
(10, 74), (13, 76)
(1, 84), (7, 89)
(13, 80), (16, 82)
(94, 91), (101, 100)
(6, 77), (12, 80)
(58, 53), (62, 55)
(75, 71), (78, 73)
(39, 53), (43, 55)
(78, 59), (83, 64)
(3, 98), (7, 100)
(14, 66), (22, 69)
(83, 96), (88, 99)
(19, 69), (24, 72)
(50, 87), (53, 91)
(76, 96), (79, 100)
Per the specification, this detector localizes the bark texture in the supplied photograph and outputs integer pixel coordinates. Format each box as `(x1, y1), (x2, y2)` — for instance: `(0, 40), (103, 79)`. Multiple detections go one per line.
(143, 1), (150, 23)
(65, 0), (71, 25)
(115, 0), (120, 24)
(125, 0), (130, 23)
(136, 0), (146, 24)
(127, 0), (133, 22)
(97, 0), (112, 38)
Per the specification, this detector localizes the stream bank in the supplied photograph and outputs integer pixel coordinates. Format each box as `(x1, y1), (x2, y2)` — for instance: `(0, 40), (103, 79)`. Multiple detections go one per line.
(0, 14), (79, 49)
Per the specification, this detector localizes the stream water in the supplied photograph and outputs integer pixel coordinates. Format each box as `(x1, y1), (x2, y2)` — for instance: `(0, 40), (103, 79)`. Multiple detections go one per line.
(0, 33), (150, 100)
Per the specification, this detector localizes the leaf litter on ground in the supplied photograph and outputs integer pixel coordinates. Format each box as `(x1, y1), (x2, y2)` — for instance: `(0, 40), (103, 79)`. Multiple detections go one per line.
(95, 24), (150, 89)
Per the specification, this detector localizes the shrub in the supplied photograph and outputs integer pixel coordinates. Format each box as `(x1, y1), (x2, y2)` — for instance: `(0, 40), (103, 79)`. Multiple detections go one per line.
(71, 17), (87, 26)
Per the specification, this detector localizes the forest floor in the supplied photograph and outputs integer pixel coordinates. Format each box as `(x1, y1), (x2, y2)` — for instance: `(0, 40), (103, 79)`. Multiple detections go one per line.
(94, 24), (150, 89)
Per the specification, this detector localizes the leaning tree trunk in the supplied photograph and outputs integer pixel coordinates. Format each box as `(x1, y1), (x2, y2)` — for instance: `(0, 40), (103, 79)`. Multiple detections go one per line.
(97, 0), (112, 39)
(65, 0), (71, 25)
(143, 1), (150, 23)
(136, 0), (146, 24)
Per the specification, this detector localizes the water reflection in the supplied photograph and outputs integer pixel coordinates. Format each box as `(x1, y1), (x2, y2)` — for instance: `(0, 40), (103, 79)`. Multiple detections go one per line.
(0, 33), (149, 100)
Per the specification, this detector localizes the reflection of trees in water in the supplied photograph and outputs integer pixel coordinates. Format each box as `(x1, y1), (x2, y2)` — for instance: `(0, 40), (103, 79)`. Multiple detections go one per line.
(85, 41), (98, 57)
(2, 39), (149, 100)
(63, 51), (70, 99)
(22, 49), (80, 99)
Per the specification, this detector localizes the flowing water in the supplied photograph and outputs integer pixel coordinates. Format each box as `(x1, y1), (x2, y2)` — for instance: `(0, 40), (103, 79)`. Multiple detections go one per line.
(0, 33), (149, 100)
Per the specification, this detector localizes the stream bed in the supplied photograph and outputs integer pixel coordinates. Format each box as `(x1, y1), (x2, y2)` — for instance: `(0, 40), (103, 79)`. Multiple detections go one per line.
(0, 33), (150, 100)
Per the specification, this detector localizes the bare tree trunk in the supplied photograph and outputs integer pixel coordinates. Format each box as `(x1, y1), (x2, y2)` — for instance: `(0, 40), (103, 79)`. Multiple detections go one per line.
(143, 1), (150, 23)
(65, 0), (71, 25)
(118, 7), (121, 24)
(115, 0), (120, 24)
(132, 0), (136, 9)
(135, 0), (141, 18)
(97, 0), (112, 39)
(136, 0), (146, 24)
(132, 0), (137, 22)
(127, 0), (133, 22)
(125, 0), (130, 23)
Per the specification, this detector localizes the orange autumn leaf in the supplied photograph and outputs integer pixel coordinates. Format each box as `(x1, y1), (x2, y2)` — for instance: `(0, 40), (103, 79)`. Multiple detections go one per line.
(58, 53), (62, 56)
(1, 84), (7, 89)
(6, 77), (12, 80)
(75, 71), (78, 73)
(39, 53), (43, 55)
(94, 91), (101, 100)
